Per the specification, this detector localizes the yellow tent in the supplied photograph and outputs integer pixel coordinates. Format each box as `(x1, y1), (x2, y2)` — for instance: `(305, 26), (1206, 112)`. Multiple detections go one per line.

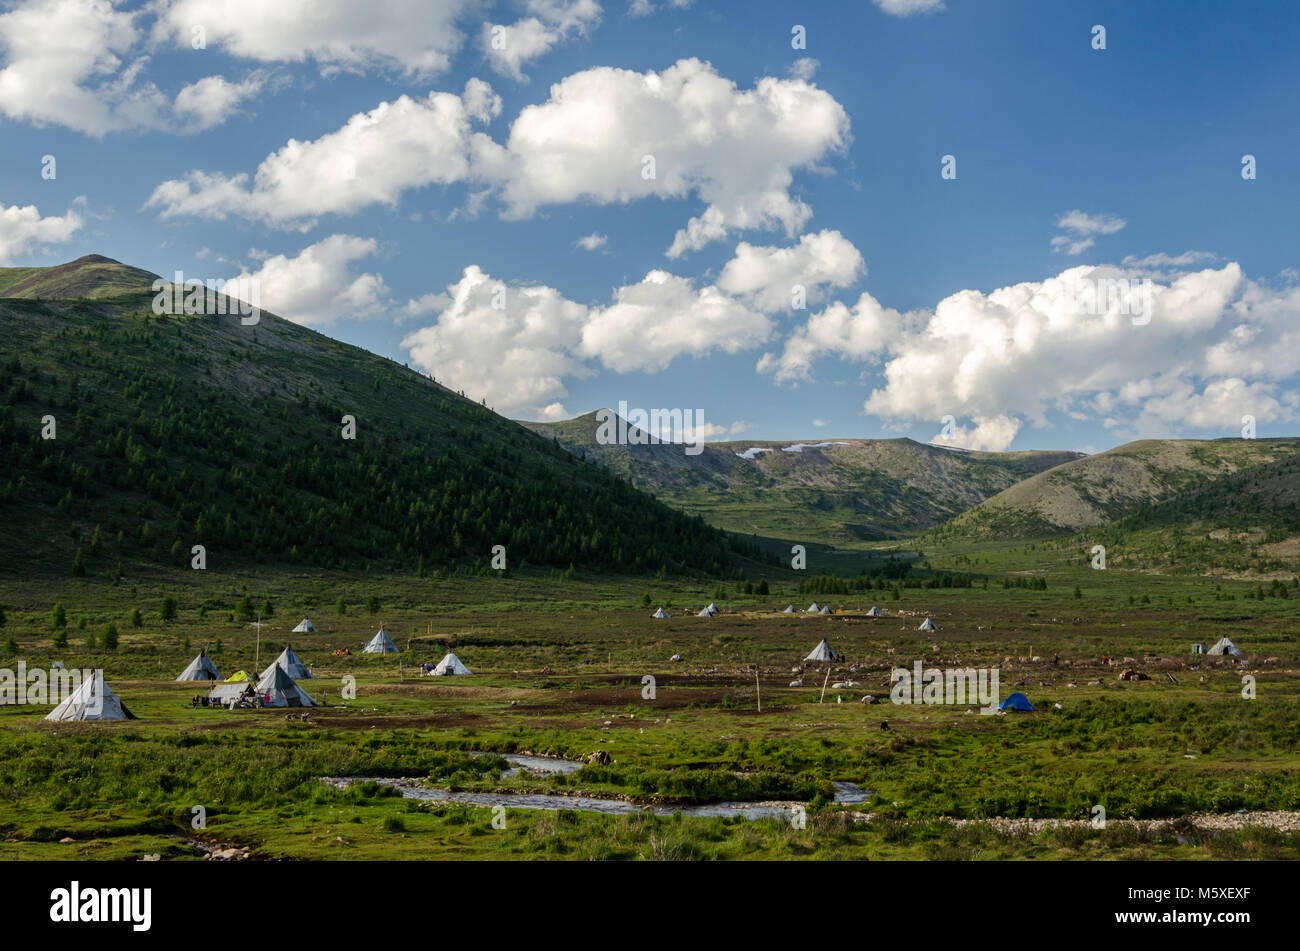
(224, 670), (251, 682)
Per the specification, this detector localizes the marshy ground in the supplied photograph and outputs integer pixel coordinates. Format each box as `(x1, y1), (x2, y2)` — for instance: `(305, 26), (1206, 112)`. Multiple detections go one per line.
(2, 556), (1298, 860)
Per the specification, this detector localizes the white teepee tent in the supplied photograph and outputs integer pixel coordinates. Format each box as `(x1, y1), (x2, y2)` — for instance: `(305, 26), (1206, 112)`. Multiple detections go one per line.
(806, 602), (821, 613)
(291, 617), (316, 633)
(255, 665), (315, 707)
(804, 639), (837, 662)
(363, 627), (398, 653)
(45, 673), (136, 721)
(697, 603), (719, 617)
(176, 649), (221, 682)
(918, 617), (939, 631)
(261, 645), (314, 681)
(819, 605), (832, 615)
(431, 652), (472, 676)
(865, 606), (884, 617)
(651, 607), (670, 619)
(782, 605), (796, 613)
(1208, 636), (1244, 656)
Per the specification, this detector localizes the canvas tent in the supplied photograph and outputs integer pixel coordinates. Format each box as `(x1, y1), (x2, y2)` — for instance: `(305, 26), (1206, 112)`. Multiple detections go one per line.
(363, 627), (398, 653)
(255, 665), (315, 708)
(804, 639), (839, 662)
(819, 605), (832, 615)
(697, 603), (720, 617)
(176, 648), (221, 682)
(292, 617), (316, 633)
(224, 669), (251, 682)
(865, 606), (884, 618)
(1208, 637), (1244, 657)
(431, 652), (472, 676)
(782, 605), (796, 613)
(651, 607), (670, 619)
(45, 673), (136, 721)
(999, 692), (1035, 712)
(261, 645), (314, 681)
(806, 602), (821, 613)
(208, 680), (258, 708)
(918, 617), (939, 631)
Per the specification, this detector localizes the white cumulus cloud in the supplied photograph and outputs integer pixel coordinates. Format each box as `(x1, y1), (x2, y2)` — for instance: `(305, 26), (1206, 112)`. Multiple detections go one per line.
(229, 234), (388, 327)
(146, 80), (500, 228)
(717, 229), (864, 312)
(579, 269), (771, 372)
(401, 265), (593, 413)
(485, 57), (850, 256)
(144, 59), (849, 256)
(152, 0), (474, 77)
(483, 0), (601, 82)
(0, 200), (85, 264)
(764, 257), (1300, 450)
(0, 0), (167, 136)
(757, 290), (906, 383)
(400, 256), (778, 414)
(931, 415), (1022, 452)
(173, 73), (265, 130)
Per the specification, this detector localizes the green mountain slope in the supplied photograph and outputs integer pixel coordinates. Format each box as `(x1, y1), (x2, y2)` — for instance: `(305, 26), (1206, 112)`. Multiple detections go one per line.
(522, 410), (1082, 544)
(1089, 450), (1300, 575)
(0, 254), (161, 300)
(935, 437), (1300, 540)
(0, 258), (743, 578)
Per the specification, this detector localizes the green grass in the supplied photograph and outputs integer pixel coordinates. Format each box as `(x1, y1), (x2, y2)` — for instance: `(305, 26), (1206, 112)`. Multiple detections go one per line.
(2, 552), (1299, 860)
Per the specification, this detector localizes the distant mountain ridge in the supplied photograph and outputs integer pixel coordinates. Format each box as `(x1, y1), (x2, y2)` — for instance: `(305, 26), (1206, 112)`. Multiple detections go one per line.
(522, 410), (1084, 544)
(933, 437), (1300, 539)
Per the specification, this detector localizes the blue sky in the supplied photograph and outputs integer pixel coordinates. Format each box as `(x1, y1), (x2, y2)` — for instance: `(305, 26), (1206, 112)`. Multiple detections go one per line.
(3, 0), (1299, 453)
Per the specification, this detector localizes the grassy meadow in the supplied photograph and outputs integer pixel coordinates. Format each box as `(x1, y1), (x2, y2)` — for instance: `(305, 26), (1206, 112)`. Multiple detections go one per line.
(2, 542), (1300, 861)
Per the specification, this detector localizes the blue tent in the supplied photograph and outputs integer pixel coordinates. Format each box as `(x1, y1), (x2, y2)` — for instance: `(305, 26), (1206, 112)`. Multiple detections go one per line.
(998, 692), (1035, 712)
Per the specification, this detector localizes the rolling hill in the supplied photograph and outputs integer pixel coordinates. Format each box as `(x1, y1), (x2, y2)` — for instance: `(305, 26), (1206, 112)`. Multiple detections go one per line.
(1089, 449), (1300, 575)
(933, 437), (1300, 540)
(0, 256), (747, 578)
(0, 253), (163, 301)
(522, 410), (1083, 544)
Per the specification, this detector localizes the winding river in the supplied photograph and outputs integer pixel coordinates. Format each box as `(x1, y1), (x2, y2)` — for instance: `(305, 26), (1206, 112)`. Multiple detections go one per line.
(325, 753), (871, 822)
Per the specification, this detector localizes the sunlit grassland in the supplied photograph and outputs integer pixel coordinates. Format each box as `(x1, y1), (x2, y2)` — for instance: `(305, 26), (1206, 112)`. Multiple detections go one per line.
(1, 542), (1298, 860)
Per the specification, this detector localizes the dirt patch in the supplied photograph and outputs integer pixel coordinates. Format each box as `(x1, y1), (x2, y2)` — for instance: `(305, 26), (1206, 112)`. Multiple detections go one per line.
(322, 712), (488, 730)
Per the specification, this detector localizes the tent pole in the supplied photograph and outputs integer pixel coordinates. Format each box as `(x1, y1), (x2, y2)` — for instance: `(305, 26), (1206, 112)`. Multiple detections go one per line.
(819, 666), (831, 703)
